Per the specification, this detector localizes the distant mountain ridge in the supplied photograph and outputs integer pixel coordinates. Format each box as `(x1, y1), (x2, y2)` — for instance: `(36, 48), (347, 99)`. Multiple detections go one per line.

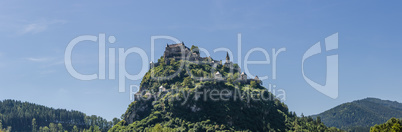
(312, 97), (402, 131)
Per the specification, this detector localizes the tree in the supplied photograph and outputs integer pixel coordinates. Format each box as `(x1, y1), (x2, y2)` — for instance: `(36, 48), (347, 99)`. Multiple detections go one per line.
(370, 117), (402, 132)
(49, 123), (57, 132)
(57, 123), (63, 132)
(190, 45), (199, 55)
(32, 118), (37, 132)
(42, 126), (50, 132)
(316, 116), (321, 124)
(0, 121), (11, 132)
(93, 125), (101, 132)
(391, 123), (401, 132)
(72, 126), (78, 132)
(5, 127), (11, 132)
(250, 81), (257, 88)
(182, 77), (192, 87)
(152, 124), (163, 132)
(112, 118), (121, 125)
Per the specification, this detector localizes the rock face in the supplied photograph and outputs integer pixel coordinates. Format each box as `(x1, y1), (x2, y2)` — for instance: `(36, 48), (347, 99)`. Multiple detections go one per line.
(124, 97), (154, 124)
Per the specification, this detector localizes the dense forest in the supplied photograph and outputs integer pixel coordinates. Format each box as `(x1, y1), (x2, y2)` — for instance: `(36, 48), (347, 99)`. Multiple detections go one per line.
(110, 45), (343, 131)
(312, 97), (402, 131)
(0, 99), (120, 132)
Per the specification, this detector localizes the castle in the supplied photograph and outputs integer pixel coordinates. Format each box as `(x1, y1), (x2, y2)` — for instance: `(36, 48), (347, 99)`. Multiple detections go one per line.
(163, 43), (193, 64)
(137, 43), (261, 101)
(149, 42), (261, 83)
(150, 42), (221, 68)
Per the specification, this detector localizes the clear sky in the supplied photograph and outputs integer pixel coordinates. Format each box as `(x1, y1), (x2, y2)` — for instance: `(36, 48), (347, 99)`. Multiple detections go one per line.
(0, 1), (401, 121)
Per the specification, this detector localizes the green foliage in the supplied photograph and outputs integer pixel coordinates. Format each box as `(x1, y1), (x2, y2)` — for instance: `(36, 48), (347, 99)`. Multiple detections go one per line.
(312, 97), (402, 131)
(113, 47), (343, 132)
(32, 118), (37, 132)
(370, 117), (402, 132)
(72, 126), (78, 132)
(182, 76), (193, 87)
(190, 45), (200, 55)
(0, 99), (115, 132)
(0, 120), (11, 132)
(250, 80), (257, 88)
(58, 123), (63, 132)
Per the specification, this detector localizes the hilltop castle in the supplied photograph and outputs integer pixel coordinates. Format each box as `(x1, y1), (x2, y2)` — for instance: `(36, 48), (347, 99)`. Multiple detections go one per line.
(138, 43), (261, 100)
(163, 43), (193, 63)
(149, 42), (260, 82)
(150, 42), (221, 68)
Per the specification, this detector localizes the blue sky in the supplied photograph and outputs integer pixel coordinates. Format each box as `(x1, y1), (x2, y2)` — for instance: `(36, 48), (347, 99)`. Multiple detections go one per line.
(0, 1), (401, 121)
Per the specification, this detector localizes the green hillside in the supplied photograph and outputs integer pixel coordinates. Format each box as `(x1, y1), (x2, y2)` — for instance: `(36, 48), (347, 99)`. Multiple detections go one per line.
(313, 98), (402, 131)
(110, 44), (342, 131)
(0, 99), (120, 132)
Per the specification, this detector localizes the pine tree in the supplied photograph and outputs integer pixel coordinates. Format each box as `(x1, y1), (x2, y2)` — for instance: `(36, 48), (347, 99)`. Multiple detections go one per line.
(32, 118), (37, 132)
(316, 116), (321, 124)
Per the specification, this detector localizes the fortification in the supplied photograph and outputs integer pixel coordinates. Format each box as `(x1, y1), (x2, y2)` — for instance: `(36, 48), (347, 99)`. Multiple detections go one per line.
(139, 43), (262, 101)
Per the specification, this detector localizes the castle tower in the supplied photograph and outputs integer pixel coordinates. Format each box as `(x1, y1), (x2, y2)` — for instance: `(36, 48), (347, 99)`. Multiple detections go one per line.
(224, 52), (232, 67)
(226, 52), (230, 63)
(149, 61), (154, 69)
(241, 72), (247, 80)
(254, 76), (259, 80)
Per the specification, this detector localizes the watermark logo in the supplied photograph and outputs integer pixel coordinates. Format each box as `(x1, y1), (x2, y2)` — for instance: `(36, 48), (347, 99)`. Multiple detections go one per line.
(64, 33), (149, 92)
(302, 33), (338, 99)
(64, 32), (339, 102)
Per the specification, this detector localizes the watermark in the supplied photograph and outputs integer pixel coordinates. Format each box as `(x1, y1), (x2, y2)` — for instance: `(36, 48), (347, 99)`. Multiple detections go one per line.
(129, 84), (286, 105)
(64, 34), (148, 93)
(302, 33), (338, 99)
(64, 32), (339, 103)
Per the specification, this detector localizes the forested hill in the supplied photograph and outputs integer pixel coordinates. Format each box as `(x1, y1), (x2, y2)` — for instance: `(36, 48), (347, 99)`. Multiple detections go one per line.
(0, 99), (120, 132)
(312, 97), (402, 131)
(110, 44), (342, 131)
